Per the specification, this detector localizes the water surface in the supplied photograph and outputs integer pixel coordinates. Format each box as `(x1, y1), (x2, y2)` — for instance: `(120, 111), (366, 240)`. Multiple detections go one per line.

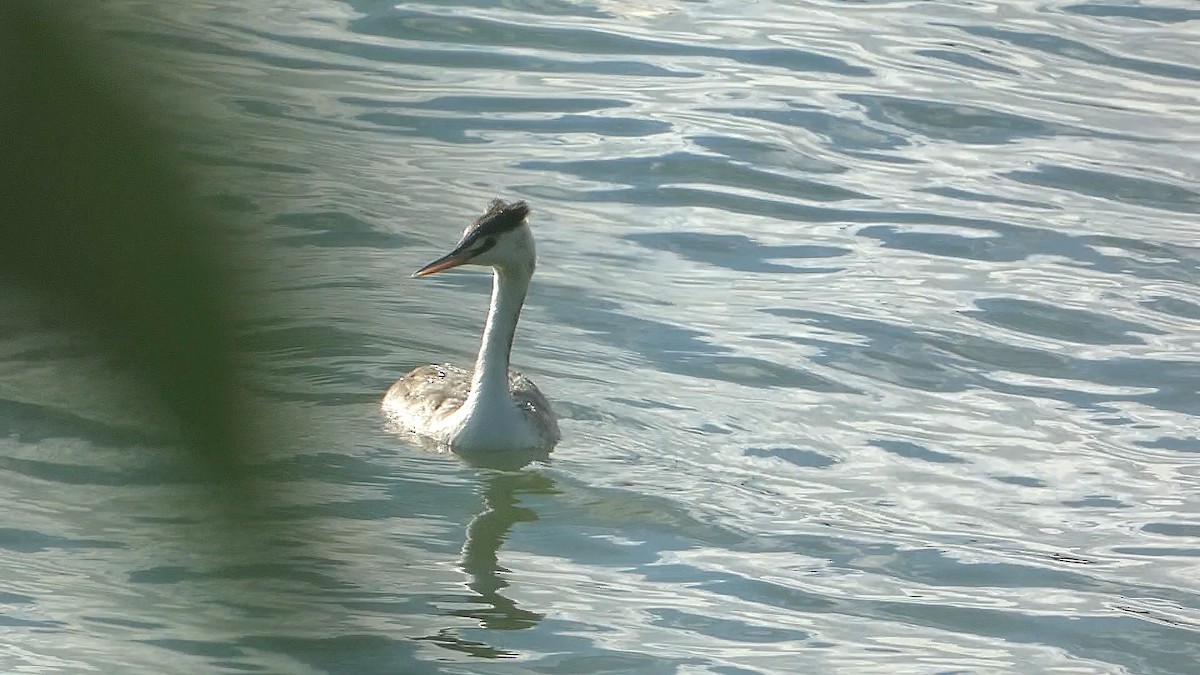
(3, 1), (1199, 673)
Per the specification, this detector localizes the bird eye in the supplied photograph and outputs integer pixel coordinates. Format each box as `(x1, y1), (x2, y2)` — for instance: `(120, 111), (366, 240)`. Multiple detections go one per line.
(470, 236), (497, 256)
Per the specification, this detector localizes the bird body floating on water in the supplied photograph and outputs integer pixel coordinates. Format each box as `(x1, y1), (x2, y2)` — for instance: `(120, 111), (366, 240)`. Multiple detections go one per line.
(383, 200), (560, 452)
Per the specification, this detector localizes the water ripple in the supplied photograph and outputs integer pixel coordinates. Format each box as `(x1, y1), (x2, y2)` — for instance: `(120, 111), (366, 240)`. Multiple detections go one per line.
(352, 9), (873, 76)
(1007, 165), (1200, 214)
(959, 24), (1200, 83)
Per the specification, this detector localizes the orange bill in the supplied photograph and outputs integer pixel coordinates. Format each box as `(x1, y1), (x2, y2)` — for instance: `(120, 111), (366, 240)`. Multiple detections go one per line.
(411, 247), (472, 277)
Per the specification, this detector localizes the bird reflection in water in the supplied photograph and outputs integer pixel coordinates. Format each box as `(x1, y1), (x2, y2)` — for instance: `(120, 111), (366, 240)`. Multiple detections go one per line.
(417, 445), (558, 658)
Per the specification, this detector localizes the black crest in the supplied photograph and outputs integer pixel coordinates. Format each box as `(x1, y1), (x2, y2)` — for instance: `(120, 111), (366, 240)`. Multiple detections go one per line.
(468, 199), (531, 239)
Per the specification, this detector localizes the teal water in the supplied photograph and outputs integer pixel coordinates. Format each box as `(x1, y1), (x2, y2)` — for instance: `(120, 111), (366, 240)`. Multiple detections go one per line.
(3, 1), (1200, 673)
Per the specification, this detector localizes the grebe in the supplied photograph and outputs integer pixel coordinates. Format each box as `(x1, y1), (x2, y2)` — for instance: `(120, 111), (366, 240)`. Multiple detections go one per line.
(382, 199), (560, 452)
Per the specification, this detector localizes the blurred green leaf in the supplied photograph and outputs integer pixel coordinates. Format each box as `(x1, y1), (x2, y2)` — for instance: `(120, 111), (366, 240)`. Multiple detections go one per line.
(0, 3), (250, 486)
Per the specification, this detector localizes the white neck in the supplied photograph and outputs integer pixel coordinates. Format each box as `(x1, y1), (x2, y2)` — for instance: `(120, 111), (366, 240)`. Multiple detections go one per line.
(465, 265), (531, 412)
